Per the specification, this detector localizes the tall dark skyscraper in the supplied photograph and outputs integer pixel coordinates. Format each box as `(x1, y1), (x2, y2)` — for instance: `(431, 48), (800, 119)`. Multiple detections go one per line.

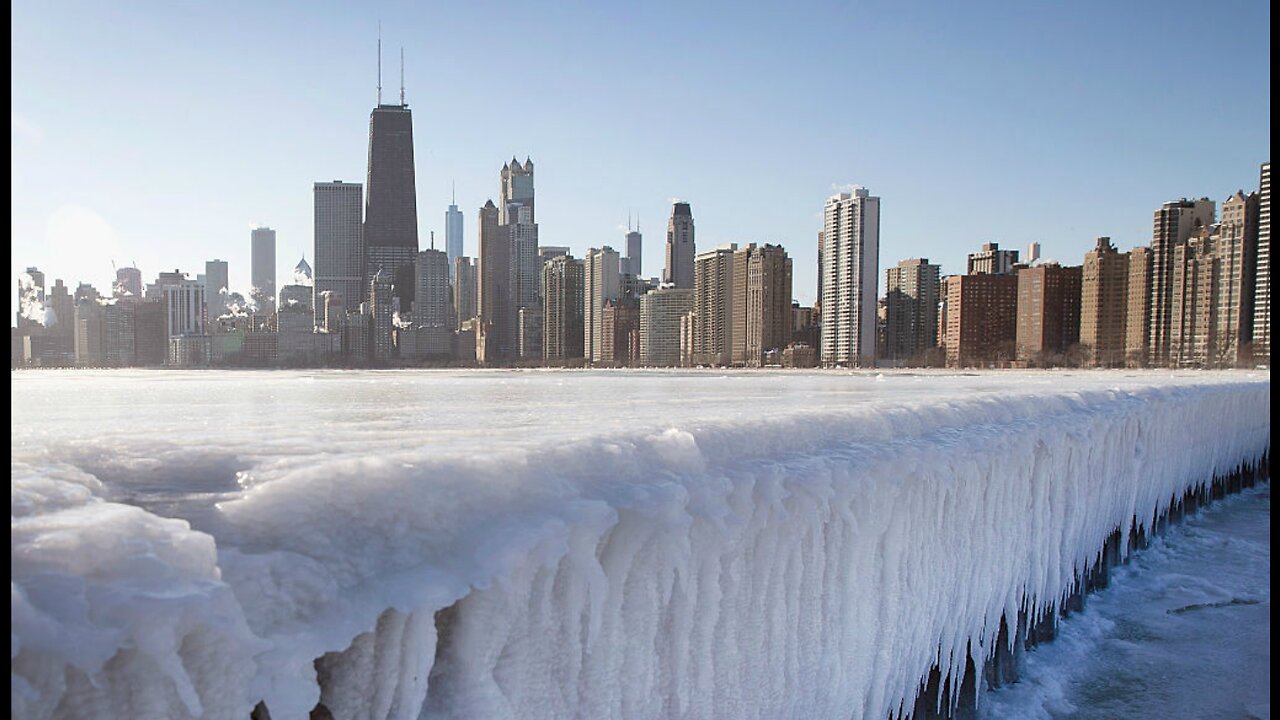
(364, 46), (419, 309)
(664, 202), (695, 289)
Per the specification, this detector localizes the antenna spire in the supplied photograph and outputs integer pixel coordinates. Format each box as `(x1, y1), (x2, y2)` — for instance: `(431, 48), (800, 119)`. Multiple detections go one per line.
(400, 47), (405, 106)
(376, 23), (383, 105)
(628, 210), (632, 232)
(452, 180), (456, 205)
(430, 230), (435, 250)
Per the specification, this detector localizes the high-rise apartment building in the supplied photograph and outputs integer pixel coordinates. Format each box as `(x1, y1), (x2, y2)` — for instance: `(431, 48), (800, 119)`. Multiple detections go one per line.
(1169, 233), (1216, 368)
(453, 256), (477, 330)
(314, 181), (364, 322)
(819, 188), (880, 367)
(944, 273), (1018, 367)
(163, 278), (207, 341)
(509, 206), (540, 324)
(600, 300), (639, 365)
(1015, 263), (1082, 364)
(584, 247), (621, 363)
(639, 286), (694, 367)
(446, 190), (464, 280)
(364, 96), (419, 308)
(397, 248), (452, 359)
(1253, 162), (1270, 360)
(476, 200), (514, 362)
(1149, 198), (1215, 366)
(102, 302), (135, 367)
(204, 260), (229, 321)
(967, 243), (1020, 275)
(1079, 237), (1129, 367)
(73, 299), (105, 366)
(731, 243), (792, 367)
(883, 258), (941, 363)
(1125, 246), (1153, 367)
(1026, 242), (1041, 264)
(1212, 190), (1260, 366)
(413, 249), (451, 328)
(691, 244), (737, 366)
(542, 254), (585, 361)
(251, 228), (277, 314)
(664, 202), (695, 289)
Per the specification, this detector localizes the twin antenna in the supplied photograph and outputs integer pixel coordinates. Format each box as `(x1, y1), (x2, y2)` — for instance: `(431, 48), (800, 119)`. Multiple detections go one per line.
(376, 23), (406, 107)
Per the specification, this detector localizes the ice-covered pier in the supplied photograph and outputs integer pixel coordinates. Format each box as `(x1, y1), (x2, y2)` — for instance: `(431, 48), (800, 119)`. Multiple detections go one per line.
(10, 370), (1270, 719)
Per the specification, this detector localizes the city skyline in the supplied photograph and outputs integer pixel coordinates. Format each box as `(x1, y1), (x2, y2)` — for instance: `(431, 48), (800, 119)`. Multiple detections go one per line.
(10, 1), (1270, 322)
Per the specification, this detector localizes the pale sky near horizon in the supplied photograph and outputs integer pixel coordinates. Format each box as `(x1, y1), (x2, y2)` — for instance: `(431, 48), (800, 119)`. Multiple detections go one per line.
(10, 0), (1271, 320)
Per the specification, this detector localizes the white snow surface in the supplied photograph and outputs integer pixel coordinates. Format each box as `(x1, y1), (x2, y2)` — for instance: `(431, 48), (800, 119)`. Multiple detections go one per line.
(9, 369), (1271, 719)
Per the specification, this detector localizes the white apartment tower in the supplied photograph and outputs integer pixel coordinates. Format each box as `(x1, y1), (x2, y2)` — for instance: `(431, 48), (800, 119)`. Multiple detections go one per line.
(820, 187), (880, 367)
(584, 246), (621, 363)
(1254, 162), (1271, 359)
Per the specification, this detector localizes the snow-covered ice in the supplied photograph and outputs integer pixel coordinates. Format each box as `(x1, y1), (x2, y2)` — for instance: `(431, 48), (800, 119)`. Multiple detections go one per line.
(9, 369), (1271, 719)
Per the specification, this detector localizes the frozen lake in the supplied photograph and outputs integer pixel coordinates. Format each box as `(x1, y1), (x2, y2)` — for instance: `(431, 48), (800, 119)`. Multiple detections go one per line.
(983, 484), (1270, 720)
(11, 369), (1271, 719)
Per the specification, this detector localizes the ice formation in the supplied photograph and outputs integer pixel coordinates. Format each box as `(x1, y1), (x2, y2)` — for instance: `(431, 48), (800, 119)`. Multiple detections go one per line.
(9, 370), (1270, 719)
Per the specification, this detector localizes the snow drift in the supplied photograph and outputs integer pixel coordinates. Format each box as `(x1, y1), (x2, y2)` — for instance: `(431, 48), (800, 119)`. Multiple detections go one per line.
(9, 371), (1271, 719)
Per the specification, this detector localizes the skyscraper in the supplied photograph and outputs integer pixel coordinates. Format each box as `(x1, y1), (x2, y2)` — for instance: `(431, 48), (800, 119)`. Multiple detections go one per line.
(967, 243), (1020, 275)
(369, 268), (395, 363)
(314, 181), (364, 323)
(1169, 232), (1216, 368)
(364, 63), (420, 308)
(1212, 190), (1260, 366)
(820, 187), (880, 367)
(204, 260), (228, 321)
(692, 244), (737, 366)
(639, 286), (694, 367)
(884, 258), (941, 364)
(1079, 238), (1129, 368)
(624, 218), (643, 277)
(1015, 263), (1082, 364)
(944, 274), (1018, 367)
(251, 227), (277, 314)
(403, 248), (452, 358)
(114, 266), (142, 299)
(1253, 162), (1271, 360)
(543, 254), (585, 361)
(499, 158), (534, 225)
(584, 247), (620, 363)
(453, 256), (477, 330)
(1149, 198), (1215, 366)
(446, 187), (464, 280)
(664, 202), (695, 289)
(731, 244), (792, 367)
(476, 200), (514, 361)
(1125, 246), (1153, 367)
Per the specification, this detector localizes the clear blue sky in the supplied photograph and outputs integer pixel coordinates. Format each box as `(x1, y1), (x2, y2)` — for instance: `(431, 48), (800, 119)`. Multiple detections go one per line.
(11, 0), (1271, 319)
